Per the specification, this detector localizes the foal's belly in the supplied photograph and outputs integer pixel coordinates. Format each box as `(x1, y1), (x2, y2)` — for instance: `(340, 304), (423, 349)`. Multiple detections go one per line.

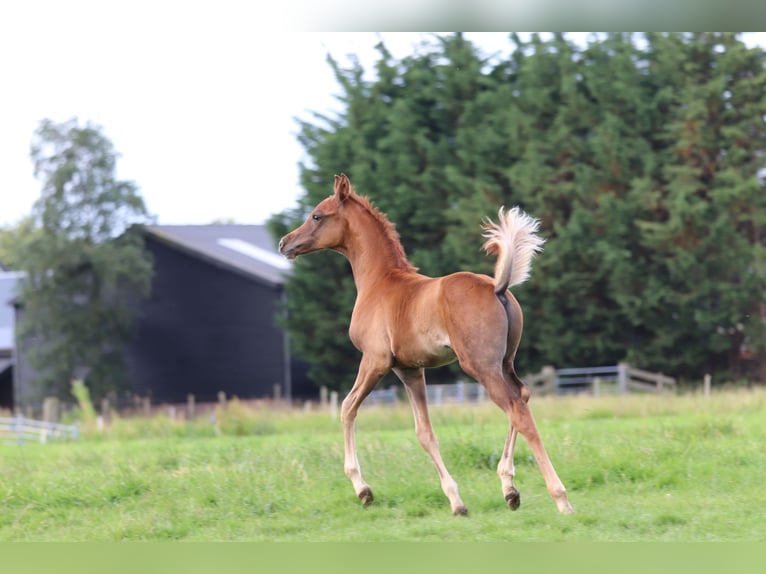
(391, 333), (457, 369)
(393, 347), (457, 369)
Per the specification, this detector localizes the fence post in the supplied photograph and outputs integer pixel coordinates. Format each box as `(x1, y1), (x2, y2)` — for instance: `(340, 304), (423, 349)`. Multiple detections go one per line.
(617, 362), (629, 394)
(142, 397), (151, 417)
(187, 394), (196, 419)
(329, 391), (339, 419)
(541, 366), (556, 394)
(704, 373), (711, 398)
(456, 381), (464, 402)
(42, 397), (59, 423)
(593, 377), (601, 397)
(15, 413), (24, 444)
(101, 398), (110, 426)
(273, 383), (282, 402)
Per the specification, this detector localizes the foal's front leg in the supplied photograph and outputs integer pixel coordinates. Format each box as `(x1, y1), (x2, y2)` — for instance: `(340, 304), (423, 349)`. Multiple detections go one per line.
(340, 354), (388, 506)
(394, 367), (468, 515)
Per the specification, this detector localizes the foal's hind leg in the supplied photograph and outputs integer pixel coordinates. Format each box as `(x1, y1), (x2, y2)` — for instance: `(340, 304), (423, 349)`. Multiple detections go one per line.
(498, 426), (521, 510)
(466, 365), (573, 514)
(501, 379), (572, 514)
(394, 367), (468, 515)
(496, 377), (530, 511)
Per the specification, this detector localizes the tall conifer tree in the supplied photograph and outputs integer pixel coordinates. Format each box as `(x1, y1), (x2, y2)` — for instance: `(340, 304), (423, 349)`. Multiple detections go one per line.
(272, 33), (766, 390)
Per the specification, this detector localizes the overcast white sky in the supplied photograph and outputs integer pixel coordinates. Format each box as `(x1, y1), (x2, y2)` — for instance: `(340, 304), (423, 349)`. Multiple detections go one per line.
(1, 4), (764, 228)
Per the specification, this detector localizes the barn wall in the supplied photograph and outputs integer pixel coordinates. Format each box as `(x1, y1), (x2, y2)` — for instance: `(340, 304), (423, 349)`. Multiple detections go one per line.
(0, 359), (12, 411)
(125, 237), (288, 403)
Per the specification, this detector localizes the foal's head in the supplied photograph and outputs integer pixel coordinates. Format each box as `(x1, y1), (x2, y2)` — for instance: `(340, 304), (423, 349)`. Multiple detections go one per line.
(278, 173), (353, 260)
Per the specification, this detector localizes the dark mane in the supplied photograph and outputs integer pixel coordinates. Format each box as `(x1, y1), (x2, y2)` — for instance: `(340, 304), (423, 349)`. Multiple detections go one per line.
(348, 193), (418, 273)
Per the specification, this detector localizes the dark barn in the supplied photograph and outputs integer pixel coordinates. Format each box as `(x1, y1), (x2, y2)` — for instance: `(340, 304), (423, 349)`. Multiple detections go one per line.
(124, 224), (312, 404)
(0, 270), (22, 411)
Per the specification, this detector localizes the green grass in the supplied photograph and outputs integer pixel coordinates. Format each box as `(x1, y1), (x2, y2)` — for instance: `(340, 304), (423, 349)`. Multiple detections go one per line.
(1, 389), (765, 541)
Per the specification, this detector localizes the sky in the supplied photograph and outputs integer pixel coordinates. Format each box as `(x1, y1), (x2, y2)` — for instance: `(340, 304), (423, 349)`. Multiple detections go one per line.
(1, 4), (764, 228)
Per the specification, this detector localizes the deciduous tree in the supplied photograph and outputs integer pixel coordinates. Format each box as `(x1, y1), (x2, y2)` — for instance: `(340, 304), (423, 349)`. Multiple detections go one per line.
(16, 118), (153, 402)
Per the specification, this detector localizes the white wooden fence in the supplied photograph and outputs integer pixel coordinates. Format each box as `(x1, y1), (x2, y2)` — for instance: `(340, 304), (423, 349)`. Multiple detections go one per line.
(0, 415), (79, 444)
(363, 362), (676, 406)
(364, 381), (489, 406)
(550, 363), (676, 396)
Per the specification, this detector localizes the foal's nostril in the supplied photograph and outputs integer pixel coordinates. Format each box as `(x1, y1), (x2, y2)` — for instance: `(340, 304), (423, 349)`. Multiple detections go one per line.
(278, 237), (285, 252)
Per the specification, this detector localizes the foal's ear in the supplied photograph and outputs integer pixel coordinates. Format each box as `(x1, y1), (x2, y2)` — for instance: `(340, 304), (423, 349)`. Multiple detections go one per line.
(334, 173), (352, 203)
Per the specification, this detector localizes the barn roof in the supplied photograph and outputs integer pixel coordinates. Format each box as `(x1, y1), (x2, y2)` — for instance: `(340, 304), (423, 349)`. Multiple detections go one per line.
(143, 225), (291, 288)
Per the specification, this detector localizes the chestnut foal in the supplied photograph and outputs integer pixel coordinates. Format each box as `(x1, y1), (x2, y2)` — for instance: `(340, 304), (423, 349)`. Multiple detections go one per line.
(279, 174), (573, 515)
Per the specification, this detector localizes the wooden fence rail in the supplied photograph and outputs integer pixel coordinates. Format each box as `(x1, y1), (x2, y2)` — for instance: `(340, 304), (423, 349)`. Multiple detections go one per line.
(626, 366), (676, 393)
(546, 362), (676, 396)
(0, 415), (79, 445)
(554, 365), (625, 395)
(364, 362), (676, 406)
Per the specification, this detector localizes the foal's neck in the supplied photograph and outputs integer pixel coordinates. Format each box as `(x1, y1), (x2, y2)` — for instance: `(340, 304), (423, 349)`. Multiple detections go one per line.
(339, 199), (415, 291)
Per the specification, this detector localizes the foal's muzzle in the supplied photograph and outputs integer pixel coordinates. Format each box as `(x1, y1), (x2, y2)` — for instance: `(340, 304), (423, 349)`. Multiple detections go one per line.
(278, 236), (297, 260)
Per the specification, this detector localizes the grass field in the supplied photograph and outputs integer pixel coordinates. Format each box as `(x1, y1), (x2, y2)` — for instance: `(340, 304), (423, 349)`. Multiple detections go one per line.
(1, 389), (765, 541)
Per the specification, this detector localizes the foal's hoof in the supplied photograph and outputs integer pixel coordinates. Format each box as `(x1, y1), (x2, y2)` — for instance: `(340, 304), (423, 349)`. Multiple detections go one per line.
(358, 487), (374, 506)
(505, 488), (521, 511)
(558, 500), (574, 514)
(453, 505), (469, 516)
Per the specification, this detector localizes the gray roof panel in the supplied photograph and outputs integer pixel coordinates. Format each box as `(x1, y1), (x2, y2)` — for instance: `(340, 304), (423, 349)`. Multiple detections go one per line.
(144, 225), (291, 287)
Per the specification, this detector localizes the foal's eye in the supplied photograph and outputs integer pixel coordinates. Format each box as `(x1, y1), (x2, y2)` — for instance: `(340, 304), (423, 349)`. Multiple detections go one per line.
(312, 214), (321, 221)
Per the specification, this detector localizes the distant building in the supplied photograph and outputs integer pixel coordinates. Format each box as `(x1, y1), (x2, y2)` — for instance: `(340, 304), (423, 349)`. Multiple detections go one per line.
(124, 224), (312, 404)
(0, 270), (22, 411)
(10, 225), (313, 410)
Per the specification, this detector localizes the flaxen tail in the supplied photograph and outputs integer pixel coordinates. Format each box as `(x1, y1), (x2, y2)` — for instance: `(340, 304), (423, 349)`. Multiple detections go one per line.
(481, 206), (545, 294)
